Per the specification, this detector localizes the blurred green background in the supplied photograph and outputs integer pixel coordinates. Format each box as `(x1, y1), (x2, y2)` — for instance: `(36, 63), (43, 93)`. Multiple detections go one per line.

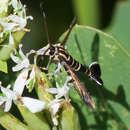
(22, 0), (130, 52)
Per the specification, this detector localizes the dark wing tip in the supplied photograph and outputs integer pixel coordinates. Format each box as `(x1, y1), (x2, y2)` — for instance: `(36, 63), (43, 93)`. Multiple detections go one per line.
(89, 62), (101, 77)
(89, 62), (103, 86)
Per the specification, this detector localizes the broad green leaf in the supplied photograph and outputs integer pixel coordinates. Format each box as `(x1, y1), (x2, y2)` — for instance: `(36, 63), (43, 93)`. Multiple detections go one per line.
(0, 109), (30, 130)
(59, 25), (130, 130)
(0, 60), (7, 73)
(107, 1), (130, 54)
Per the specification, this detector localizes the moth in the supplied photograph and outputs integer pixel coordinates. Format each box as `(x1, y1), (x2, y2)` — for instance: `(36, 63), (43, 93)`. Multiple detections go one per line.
(37, 11), (103, 109)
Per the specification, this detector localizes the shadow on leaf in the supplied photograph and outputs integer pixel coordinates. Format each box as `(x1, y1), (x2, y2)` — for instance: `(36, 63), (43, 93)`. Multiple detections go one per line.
(91, 33), (100, 62)
(71, 32), (130, 130)
(74, 34), (86, 64)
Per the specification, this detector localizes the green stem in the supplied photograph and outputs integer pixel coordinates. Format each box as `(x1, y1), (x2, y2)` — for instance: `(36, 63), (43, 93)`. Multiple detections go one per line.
(72, 0), (101, 28)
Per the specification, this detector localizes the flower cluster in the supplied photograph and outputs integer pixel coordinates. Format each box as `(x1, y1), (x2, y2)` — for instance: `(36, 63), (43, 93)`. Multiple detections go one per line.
(0, 43), (73, 126)
(0, 0), (73, 126)
(0, 44), (46, 113)
(0, 82), (46, 113)
(46, 73), (72, 125)
(0, 0), (33, 44)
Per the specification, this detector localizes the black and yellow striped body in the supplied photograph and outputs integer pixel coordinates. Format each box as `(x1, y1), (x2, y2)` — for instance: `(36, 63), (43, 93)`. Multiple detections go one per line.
(48, 44), (103, 86)
(49, 45), (89, 74)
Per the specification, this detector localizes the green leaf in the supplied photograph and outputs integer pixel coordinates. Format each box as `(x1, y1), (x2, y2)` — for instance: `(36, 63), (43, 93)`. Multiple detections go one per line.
(107, 1), (130, 54)
(0, 109), (30, 130)
(18, 105), (51, 130)
(0, 60), (7, 73)
(59, 104), (81, 130)
(59, 25), (130, 129)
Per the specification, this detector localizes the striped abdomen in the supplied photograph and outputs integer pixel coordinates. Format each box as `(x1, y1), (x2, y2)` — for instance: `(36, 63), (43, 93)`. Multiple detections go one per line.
(57, 47), (89, 74)
(51, 46), (103, 86)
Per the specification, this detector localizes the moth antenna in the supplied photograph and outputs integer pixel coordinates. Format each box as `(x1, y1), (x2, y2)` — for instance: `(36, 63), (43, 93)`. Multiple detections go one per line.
(61, 17), (77, 47)
(40, 3), (50, 44)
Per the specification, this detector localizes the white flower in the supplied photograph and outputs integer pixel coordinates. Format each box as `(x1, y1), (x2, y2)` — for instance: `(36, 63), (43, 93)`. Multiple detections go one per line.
(48, 99), (61, 115)
(11, 44), (37, 92)
(0, 21), (18, 38)
(9, 0), (33, 29)
(46, 76), (72, 100)
(0, 82), (46, 113)
(0, 0), (9, 14)
(55, 82), (69, 100)
(7, 10), (33, 31)
(0, 83), (18, 112)
(9, 0), (22, 12)
(11, 44), (38, 94)
(0, 0), (33, 45)
(10, 44), (30, 71)
(46, 75), (73, 126)
(46, 74), (73, 125)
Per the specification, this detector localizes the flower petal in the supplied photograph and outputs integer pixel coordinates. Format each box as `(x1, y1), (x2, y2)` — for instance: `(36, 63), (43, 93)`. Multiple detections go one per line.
(10, 53), (21, 64)
(48, 99), (61, 115)
(51, 102), (60, 115)
(65, 76), (72, 84)
(9, 0), (19, 10)
(21, 58), (30, 68)
(19, 44), (26, 60)
(55, 93), (64, 99)
(0, 96), (7, 105)
(9, 32), (14, 44)
(0, 85), (17, 100)
(4, 99), (12, 112)
(12, 63), (25, 71)
(56, 82), (60, 88)
(22, 97), (46, 113)
(46, 88), (58, 94)
(13, 69), (29, 96)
